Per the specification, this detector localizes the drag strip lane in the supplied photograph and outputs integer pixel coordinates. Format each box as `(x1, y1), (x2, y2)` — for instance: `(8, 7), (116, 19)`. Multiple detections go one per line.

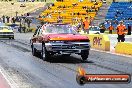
(0, 39), (132, 88)
(0, 39), (31, 52)
(0, 39), (132, 74)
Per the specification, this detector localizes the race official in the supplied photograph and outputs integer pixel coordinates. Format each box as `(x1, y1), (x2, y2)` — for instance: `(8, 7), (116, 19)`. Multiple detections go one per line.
(116, 21), (127, 42)
(100, 24), (106, 33)
(83, 17), (90, 34)
(108, 24), (114, 34)
(127, 23), (131, 35)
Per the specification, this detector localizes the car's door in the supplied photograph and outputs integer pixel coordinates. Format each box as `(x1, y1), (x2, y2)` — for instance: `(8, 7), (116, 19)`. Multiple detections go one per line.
(31, 28), (40, 43)
(37, 28), (43, 43)
(34, 28), (45, 50)
(32, 28), (42, 50)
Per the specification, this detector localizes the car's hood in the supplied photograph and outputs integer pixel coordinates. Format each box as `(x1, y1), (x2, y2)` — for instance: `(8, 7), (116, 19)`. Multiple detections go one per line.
(0, 29), (13, 32)
(46, 34), (88, 41)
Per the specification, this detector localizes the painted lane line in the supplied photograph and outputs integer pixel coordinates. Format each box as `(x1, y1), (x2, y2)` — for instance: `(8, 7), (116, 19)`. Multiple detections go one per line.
(0, 73), (10, 88)
(0, 66), (18, 88)
(91, 49), (132, 58)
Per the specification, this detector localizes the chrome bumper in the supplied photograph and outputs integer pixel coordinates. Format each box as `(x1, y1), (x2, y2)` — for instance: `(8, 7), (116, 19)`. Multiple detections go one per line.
(0, 34), (14, 38)
(45, 42), (90, 54)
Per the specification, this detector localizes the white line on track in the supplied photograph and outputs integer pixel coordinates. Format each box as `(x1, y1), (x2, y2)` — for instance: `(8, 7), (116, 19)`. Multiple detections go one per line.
(0, 65), (18, 88)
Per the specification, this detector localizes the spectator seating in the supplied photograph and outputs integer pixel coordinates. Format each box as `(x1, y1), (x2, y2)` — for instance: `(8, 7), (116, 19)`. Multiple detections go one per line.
(39, 1), (103, 25)
(0, 2), (46, 17)
(105, 2), (132, 28)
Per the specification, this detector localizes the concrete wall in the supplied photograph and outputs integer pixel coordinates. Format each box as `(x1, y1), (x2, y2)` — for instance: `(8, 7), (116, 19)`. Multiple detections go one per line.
(107, 0), (132, 3)
(114, 0), (132, 2)
(115, 42), (132, 55)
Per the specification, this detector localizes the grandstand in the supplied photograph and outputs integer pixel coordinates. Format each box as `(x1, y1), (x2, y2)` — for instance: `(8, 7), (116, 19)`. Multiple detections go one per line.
(106, 2), (132, 21)
(38, 0), (103, 25)
(105, 2), (132, 28)
(0, 1), (53, 17)
(1, 0), (131, 28)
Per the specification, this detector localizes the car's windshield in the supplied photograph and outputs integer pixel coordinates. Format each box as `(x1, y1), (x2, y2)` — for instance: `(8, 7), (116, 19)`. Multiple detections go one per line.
(0, 26), (11, 30)
(44, 24), (78, 34)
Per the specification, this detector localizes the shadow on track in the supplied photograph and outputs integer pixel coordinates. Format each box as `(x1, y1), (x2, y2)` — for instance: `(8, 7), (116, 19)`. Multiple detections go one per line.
(0, 38), (15, 40)
(45, 55), (94, 64)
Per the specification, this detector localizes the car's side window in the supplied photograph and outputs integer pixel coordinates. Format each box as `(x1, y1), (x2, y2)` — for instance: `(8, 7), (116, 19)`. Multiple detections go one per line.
(33, 28), (40, 37)
(34, 29), (38, 36)
(38, 29), (43, 36)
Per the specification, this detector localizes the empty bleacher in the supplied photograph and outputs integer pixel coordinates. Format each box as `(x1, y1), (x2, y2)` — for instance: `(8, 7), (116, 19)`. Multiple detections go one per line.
(105, 2), (132, 26)
(0, 2), (46, 17)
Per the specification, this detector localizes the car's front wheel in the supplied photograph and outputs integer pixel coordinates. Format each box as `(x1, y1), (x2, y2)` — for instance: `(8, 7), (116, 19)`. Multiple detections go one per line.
(31, 43), (38, 56)
(81, 50), (89, 61)
(40, 43), (50, 61)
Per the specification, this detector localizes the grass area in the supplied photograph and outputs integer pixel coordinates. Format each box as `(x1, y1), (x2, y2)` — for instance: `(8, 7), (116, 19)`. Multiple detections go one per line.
(0, 1), (54, 17)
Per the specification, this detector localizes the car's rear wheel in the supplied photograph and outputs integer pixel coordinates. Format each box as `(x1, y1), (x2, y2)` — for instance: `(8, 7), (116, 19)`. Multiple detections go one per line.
(81, 50), (89, 61)
(40, 43), (50, 61)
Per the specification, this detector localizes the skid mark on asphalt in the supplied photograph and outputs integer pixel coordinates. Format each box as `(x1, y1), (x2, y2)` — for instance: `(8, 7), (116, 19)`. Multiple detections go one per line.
(0, 40), (132, 88)
(1, 40), (132, 74)
(1, 39), (131, 74)
(0, 40), (31, 52)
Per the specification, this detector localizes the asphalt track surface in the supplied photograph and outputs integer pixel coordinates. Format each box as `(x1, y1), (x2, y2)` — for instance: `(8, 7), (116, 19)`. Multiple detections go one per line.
(0, 33), (132, 88)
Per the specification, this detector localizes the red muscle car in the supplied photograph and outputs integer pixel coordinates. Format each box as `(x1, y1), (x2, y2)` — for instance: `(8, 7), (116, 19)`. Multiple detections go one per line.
(30, 23), (90, 61)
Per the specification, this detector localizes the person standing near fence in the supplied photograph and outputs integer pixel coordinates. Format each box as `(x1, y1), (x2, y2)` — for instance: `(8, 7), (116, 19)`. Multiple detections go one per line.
(27, 19), (32, 28)
(108, 24), (114, 34)
(116, 21), (127, 42)
(6, 16), (10, 23)
(83, 17), (90, 34)
(2, 15), (5, 23)
(100, 24), (106, 33)
(127, 23), (131, 35)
